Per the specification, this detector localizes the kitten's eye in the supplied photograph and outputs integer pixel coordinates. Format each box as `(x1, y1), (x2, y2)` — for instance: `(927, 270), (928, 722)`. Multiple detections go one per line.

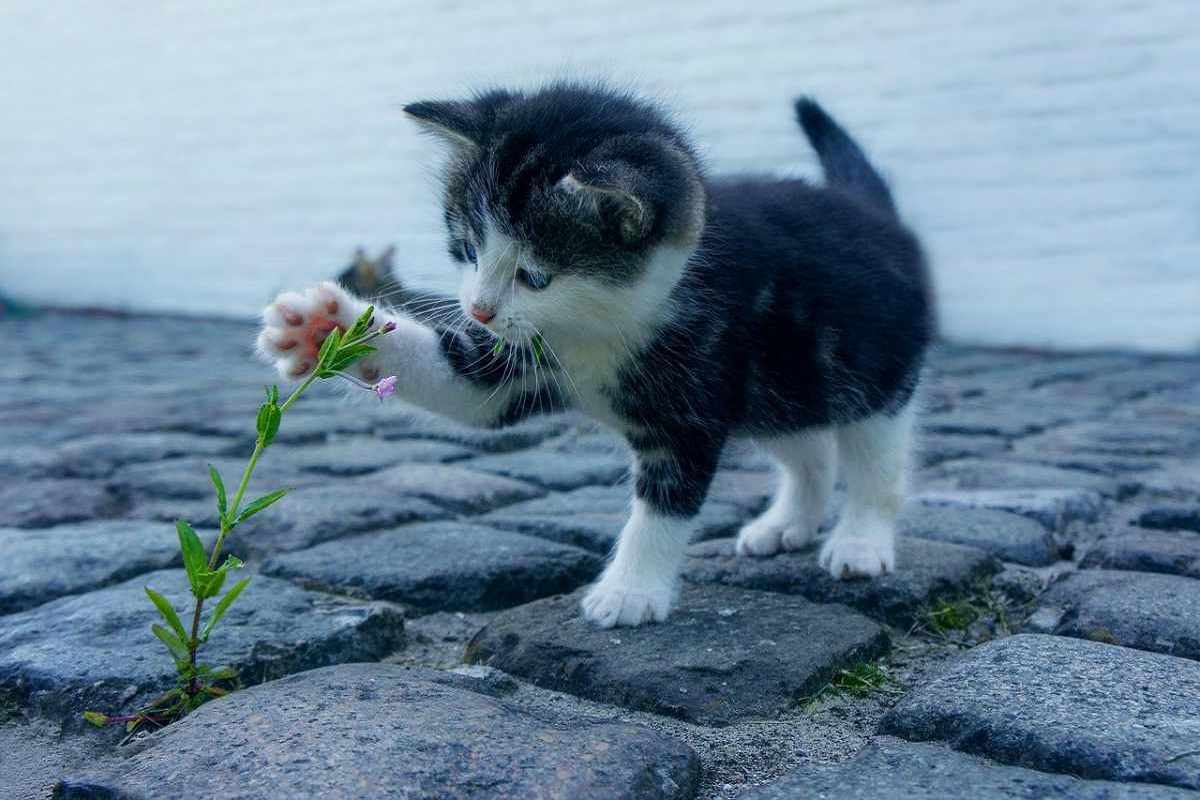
(516, 267), (552, 291)
(462, 241), (478, 264)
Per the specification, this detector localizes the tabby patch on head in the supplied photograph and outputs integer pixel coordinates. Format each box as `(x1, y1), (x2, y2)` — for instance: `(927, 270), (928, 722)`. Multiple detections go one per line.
(404, 83), (706, 346)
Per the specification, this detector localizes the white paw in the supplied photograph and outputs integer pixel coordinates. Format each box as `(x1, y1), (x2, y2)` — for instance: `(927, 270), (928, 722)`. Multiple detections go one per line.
(735, 516), (783, 557)
(257, 282), (371, 380)
(819, 530), (895, 579)
(581, 579), (673, 628)
(735, 516), (816, 557)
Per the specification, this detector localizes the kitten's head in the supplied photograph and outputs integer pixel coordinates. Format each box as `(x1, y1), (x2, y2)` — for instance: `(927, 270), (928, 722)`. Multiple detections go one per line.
(404, 82), (705, 346)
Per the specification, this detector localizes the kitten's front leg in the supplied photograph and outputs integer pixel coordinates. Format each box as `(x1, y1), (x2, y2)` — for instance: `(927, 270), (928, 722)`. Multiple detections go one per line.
(257, 282), (532, 427)
(582, 441), (722, 628)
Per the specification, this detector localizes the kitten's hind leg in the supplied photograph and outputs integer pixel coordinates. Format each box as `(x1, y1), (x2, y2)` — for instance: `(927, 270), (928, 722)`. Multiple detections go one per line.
(820, 403), (915, 579)
(736, 430), (836, 557)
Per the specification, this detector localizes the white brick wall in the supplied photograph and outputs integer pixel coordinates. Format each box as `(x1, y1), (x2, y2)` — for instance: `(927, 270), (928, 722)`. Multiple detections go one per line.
(1, 0), (1197, 351)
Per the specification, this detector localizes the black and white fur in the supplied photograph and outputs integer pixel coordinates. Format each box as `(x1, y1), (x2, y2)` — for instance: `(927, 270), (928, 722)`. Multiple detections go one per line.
(258, 83), (934, 628)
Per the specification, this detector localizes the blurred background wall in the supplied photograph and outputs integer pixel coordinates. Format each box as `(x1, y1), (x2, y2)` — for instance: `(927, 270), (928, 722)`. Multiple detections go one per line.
(0, 0), (1196, 351)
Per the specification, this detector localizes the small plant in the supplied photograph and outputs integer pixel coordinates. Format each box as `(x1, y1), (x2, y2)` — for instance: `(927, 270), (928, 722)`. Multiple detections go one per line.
(829, 661), (900, 697)
(803, 660), (900, 710)
(85, 307), (395, 737)
(924, 600), (980, 636)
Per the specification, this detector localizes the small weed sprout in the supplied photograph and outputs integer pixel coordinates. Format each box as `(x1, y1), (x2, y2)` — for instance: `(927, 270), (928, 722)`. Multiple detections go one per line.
(829, 661), (900, 697)
(924, 600), (981, 637)
(85, 307), (394, 737)
(804, 660), (901, 710)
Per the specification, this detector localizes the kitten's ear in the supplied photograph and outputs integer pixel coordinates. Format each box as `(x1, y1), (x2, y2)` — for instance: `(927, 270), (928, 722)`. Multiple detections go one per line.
(558, 170), (651, 245)
(559, 134), (699, 247)
(403, 100), (482, 149)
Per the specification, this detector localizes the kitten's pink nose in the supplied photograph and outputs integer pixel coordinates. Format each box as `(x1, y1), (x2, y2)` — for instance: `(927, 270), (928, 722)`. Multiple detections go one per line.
(470, 304), (495, 324)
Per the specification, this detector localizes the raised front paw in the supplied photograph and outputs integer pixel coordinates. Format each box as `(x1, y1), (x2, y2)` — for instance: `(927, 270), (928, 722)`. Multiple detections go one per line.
(818, 528), (895, 579)
(257, 282), (366, 379)
(581, 578), (673, 628)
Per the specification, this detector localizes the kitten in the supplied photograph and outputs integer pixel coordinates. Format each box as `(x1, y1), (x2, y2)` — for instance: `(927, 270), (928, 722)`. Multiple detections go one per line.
(258, 83), (933, 628)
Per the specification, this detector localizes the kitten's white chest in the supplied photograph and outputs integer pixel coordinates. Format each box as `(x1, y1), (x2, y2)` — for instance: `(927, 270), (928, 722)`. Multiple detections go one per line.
(552, 342), (633, 433)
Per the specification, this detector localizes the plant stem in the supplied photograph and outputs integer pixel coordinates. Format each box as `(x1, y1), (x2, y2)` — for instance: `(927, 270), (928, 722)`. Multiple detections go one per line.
(208, 442), (261, 570)
(184, 369), (320, 690)
(279, 370), (320, 415)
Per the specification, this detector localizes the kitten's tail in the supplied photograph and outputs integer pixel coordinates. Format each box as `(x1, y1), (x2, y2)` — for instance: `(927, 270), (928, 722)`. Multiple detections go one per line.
(795, 97), (897, 219)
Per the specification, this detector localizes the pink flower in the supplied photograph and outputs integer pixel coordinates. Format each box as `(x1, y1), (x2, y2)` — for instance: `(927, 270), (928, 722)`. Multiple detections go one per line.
(373, 375), (398, 399)
(380, 321), (398, 333)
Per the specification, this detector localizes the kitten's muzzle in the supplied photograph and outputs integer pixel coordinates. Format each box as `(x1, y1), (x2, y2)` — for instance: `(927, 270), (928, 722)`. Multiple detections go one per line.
(470, 303), (496, 324)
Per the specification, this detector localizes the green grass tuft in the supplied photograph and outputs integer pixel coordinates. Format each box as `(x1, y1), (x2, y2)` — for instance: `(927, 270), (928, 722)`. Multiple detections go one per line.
(830, 661), (898, 696)
(803, 660), (901, 711)
(924, 600), (979, 635)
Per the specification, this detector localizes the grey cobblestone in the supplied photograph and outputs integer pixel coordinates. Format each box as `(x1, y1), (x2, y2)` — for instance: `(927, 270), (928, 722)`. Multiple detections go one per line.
(742, 736), (1196, 800)
(233, 483), (450, 556)
(284, 437), (475, 476)
(881, 635), (1200, 791)
(0, 569), (406, 725)
(682, 537), (997, 625)
(922, 458), (1129, 498)
(376, 408), (571, 452)
(466, 586), (888, 726)
(1080, 526), (1200, 579)
(1136, 504), (1200, 533)
(0, 520), (200, 614)
(1037, 569), (1200, 660)
(480, 484), (747, 552)
(362, 463), (545, 515)
(109, 455), (320, 502)
(58, 663), (700, 800)
(915, 487), (1105, 531)
(464, 449), (630, 491)
(897, 504), (1058, 566)
(0, 478), (125, 528)
(262, 521), (602, 613)
(54, 433), (240, 478)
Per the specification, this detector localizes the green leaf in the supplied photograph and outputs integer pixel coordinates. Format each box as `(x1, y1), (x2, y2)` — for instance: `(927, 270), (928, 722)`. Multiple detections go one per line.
(261, 405), (282, 446)
(491, 338), (505, 357)
(208, 464), (227, 519)
(83, 710), (109, 727)
(219, 555), (245, 571)
(176, 520), (207, 595)
(194, 554), (246, 599)
(151, 623), (190, 664)
(235, 488), (290, 524)
(256, 401), (271, 436)
(256, 401), (282, 445)
(194, 569), (226, 600)
(316, 326), (343, 368)
(206, 665), (238, 682)
(344, 305), (375, 343)
(324, 344), (377, 374)
(531, 335), (544, 365)
(337, 342), (378, 360)
(144, 587), (188, 643)
(257, 386), (282, 441)
(200, 577), (251, 642)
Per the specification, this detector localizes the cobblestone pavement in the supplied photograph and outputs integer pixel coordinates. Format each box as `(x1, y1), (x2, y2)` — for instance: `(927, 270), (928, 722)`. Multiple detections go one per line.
(2, 312), (1199, 799)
